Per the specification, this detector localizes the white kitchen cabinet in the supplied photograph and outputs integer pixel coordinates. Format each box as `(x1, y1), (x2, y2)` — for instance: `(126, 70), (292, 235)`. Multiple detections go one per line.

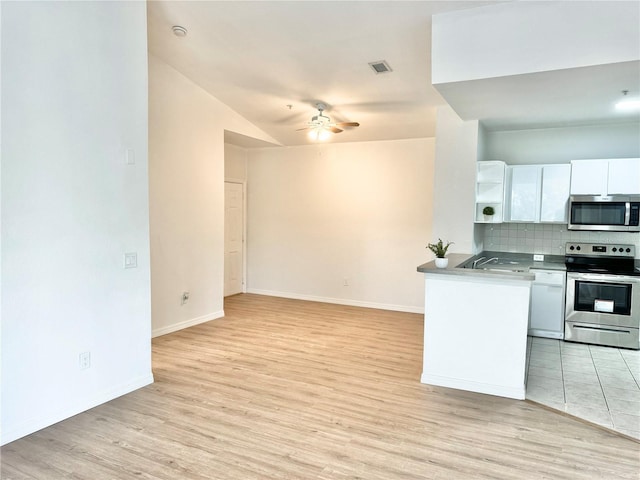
(505, 164), (570, 223)
(475, 161), (505, 223)
(540, 164), (571, 222)
(607, 158), (640, 194)
(529, 269), (565, 339)
(570, 158), (640, 195)
(569, 160), (608, 195)
(506, 166), (540, 222)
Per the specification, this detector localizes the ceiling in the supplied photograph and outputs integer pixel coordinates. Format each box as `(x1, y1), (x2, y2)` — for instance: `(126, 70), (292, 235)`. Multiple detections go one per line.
(147, 1), (640, 148)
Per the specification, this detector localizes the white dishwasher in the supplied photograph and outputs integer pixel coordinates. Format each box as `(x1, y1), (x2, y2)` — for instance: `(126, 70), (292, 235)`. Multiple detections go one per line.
(529, 269), (566, 339)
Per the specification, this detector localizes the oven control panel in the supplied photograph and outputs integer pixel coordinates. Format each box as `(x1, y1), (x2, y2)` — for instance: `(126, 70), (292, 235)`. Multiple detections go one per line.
(565, 242), (635, 257)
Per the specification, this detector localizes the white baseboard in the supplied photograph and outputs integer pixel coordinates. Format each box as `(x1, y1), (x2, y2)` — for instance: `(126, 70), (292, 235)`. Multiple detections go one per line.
(1, 373), (154, 446)
(152, 310), (225, 338)
(246, 289), (424, 314)
(421, 372), (525, 400)
(528, 329), (564, 340)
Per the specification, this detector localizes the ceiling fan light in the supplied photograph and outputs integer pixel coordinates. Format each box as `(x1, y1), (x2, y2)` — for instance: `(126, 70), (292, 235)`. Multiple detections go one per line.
(308, 127), (331, 142)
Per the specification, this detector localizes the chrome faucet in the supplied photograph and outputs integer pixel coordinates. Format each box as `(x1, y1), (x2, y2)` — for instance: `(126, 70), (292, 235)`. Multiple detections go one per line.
(471, 257), (486, 269)
(476, 257), (499, 267)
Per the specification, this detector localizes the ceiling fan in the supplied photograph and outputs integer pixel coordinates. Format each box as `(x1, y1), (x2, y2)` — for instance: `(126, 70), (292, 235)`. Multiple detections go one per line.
(297, 103), (360, 140)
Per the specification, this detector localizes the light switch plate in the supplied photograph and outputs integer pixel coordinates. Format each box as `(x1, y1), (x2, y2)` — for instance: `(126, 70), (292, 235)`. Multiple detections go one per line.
(126, 148), (135, 165)
(124, 252), (137, 269)
(533, 254), (544, 262)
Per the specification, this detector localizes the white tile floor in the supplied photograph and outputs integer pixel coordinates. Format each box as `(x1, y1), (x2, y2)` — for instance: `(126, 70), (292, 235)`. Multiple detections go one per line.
(525, 336), (640, 439)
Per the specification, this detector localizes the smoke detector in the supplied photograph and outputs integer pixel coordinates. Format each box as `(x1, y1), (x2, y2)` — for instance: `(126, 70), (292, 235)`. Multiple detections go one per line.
(172, 25), (187, 37)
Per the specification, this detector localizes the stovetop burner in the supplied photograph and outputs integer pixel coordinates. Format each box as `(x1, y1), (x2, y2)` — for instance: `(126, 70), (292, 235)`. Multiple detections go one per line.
(565, 242), (638, 276)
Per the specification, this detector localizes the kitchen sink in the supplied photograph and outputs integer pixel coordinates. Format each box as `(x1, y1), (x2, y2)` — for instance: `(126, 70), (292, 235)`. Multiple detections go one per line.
(461, 257), (526, 272)
(483, 267), (527, 273)
(482, 259), (520, 266)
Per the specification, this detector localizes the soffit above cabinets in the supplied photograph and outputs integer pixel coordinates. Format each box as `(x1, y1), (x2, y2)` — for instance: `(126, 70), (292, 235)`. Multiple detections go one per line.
(436, 61), (640, 131)
(432, 2), (640, 132)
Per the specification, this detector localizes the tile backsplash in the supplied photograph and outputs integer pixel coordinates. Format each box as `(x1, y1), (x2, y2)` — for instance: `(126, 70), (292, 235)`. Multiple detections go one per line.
(482, 223), (640, 258)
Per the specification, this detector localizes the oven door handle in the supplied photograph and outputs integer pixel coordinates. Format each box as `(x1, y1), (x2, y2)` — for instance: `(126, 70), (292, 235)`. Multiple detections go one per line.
(572, 324), (632, 335)
(567, 273), (640, 284)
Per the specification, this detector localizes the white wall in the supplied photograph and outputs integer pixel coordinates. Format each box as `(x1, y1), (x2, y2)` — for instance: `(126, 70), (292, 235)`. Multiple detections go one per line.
(433, 1), (640, 83)
(225, 143), (248, 182)
(432, 106), (481, 254)
(1, 1), (152, 444)
(148, 55), (276, 337)
(483, 122), (640, 164)
(246, 138), (434, 313)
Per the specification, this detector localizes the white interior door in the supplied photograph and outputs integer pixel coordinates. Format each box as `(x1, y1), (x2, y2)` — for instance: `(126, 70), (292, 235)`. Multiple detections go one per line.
(224, 182), (244, 297)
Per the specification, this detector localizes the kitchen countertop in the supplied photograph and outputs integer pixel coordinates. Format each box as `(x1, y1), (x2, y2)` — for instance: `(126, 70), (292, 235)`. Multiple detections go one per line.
(417, 251), (567, 281)
(467, 251), (566, 272)
(416, 253), (474, 273)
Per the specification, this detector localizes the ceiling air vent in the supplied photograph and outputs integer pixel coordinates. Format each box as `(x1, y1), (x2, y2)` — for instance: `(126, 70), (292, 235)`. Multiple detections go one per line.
(368, 60), (392, 74)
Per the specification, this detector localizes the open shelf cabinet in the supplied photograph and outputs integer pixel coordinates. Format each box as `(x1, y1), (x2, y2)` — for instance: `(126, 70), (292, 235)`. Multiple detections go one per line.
(475, 161), (505, 223)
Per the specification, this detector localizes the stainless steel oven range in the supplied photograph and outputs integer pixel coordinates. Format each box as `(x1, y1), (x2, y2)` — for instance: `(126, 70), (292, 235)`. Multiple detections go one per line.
(565, 242), (640, 350)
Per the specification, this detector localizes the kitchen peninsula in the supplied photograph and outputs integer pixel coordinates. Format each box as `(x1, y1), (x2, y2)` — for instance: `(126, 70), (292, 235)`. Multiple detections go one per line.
(417, 255), (534, 400)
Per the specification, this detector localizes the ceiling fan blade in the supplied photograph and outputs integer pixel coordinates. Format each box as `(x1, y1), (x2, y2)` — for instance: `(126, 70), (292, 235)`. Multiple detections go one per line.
(328, 126), (343, 134)
(334, 122), (360, 127)
(296, 126), (312, 131)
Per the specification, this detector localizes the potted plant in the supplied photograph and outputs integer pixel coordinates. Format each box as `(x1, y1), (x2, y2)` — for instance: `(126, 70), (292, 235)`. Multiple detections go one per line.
(482, 206), (495, 222)
(427, 238), (454, 268)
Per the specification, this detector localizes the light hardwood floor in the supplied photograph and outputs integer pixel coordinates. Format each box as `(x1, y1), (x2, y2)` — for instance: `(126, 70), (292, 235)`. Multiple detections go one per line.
(2, 294), (639, 479)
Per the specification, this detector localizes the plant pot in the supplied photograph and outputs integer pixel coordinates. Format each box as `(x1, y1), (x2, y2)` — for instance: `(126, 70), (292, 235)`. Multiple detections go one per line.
(484, 214), (494, 222)
(435, 257), (449, 269)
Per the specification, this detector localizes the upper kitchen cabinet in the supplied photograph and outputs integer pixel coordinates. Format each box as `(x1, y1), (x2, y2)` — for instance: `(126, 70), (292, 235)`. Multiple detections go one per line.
(475, 161), (505, 223)
(505, 164), (571, 223)
(540, 165), (572, 222)
(505, 165), (540, 222)
(569, 160), (607, 195)
(570, 158), (640, 195)
(607, 159), (640, 194)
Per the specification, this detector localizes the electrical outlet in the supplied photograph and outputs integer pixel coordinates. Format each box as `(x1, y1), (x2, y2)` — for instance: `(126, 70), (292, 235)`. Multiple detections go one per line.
(181, 291), (190, 305)
(79, 351), (91, 370)
(533, 254), (545, 262)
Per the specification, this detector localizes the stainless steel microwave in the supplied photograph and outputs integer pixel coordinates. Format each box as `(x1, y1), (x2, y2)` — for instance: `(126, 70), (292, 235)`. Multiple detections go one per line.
(568, 195), (640, 232)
